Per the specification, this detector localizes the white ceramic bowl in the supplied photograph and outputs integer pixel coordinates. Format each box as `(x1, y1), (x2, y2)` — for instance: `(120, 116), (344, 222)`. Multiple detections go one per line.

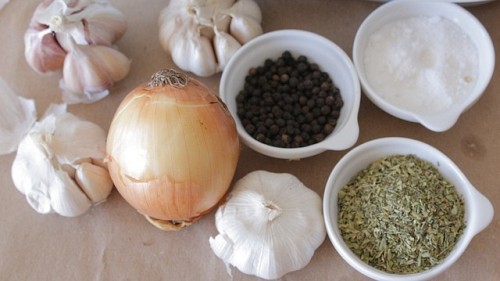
(220, 29), (360, 159)
(323, 137), (494, 281)
(353, 0), (495, 132)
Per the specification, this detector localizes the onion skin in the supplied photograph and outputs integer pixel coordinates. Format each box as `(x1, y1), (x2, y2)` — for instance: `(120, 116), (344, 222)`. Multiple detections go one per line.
(106, 69), (240, 230)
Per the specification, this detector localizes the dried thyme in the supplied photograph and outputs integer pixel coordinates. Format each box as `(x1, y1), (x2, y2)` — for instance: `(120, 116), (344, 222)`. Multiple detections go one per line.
(337, 154), (465, 274)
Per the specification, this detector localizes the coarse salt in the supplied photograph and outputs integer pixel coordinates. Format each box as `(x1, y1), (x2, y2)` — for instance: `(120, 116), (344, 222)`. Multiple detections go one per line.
(364, 16), (478, 114)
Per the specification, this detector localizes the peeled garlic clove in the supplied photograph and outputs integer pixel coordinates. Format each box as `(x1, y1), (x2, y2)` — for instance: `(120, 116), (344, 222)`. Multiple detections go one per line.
(60, 44), (131, 104)
(209, 170), (326, 280)
(214, 30), (242, 71)
(0, 78), (37, 155)
(75, 162), (113, 203)
(24, 25), (67, 74)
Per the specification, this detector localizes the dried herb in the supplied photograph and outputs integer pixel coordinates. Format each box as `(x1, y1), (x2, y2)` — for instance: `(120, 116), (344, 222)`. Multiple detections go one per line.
(338, 154), (465, 274)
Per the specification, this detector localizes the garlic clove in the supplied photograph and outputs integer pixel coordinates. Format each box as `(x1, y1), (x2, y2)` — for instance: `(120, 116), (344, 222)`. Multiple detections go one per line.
(0, 78), (37, 155)
(49, 168), (93, 217)
(75, 162), (114, 204)
(229, 16), (263, 45)
(224, 0), (263, 44)
(226, 0), (262, 22)
(169, 32), (219, 77)
(90, 45), (131, 81)
(24, 25), (67, 74)
(209, 170), (326, 280)
(60, 44), (131, 104)
(214, 30), (242, 71)
(64, 1), (127, 46)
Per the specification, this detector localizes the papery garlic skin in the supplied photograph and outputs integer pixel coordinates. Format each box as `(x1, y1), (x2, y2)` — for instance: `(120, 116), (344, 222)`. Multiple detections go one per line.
(11, 104), (113, 217)
(209, 170), (326, 280)
(0, 0), (10, 11)
(159, 0), (263, 77)
(24, 0), (129, 104)
(0, 78), (37, 155)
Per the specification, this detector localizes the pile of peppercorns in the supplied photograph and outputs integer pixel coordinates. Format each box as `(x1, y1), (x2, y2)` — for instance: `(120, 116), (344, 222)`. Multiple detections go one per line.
(236, 51), (344, 148)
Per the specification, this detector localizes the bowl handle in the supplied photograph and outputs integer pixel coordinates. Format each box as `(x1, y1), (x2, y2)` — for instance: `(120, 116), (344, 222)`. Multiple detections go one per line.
(469, 186), (494, 237)
(322, 115), (360, 151)
(415, 107), (463, 132)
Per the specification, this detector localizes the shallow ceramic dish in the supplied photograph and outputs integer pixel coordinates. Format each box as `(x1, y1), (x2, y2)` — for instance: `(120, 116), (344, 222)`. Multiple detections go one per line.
(323, 137), (494, 281)
(353, 0), (495, 132)
(220, 29), (360, 159)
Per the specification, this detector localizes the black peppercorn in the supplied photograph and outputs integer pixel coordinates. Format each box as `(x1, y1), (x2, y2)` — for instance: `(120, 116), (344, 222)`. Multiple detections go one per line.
(236, 51), (343, 148)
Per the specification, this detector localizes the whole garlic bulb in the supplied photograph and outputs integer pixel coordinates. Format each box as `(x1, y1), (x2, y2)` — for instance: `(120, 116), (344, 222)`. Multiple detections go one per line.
(24, 0), (129, 104)
(11, 104), (113, 217)
(159, 0), (263, 77)
(209, 170), (326, 280)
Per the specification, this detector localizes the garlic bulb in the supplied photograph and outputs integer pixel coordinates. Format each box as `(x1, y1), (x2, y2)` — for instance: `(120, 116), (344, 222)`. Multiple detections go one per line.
(24, 0), (129, 104)
(106, 69), (240, 231)
(159, 0), (263, 77)
(209, 170), (326, 280)
(11, 104), (113, 217)
(0, 78), (37, 155)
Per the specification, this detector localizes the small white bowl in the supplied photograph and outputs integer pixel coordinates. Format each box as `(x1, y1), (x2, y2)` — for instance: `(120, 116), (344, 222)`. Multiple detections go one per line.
(323, 137), (494, 281)
(220, 29), (360, 159)
(353, 0), (495, 132)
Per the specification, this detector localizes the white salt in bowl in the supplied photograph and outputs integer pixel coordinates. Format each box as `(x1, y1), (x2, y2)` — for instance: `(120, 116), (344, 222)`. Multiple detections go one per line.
(220, 29), (360, 159)
(352, 0), (495, 132)
(323, 137), (494, 281)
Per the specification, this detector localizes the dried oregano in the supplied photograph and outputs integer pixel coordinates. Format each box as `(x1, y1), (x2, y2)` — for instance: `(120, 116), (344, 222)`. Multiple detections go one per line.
(337, 154), (465, 274)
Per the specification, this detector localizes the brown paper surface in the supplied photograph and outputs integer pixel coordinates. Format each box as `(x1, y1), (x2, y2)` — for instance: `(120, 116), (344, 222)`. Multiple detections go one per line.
(0, 1), (499, 280)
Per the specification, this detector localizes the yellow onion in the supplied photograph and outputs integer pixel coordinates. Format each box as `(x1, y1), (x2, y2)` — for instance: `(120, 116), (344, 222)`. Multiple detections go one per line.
(106, 69), (240, 231)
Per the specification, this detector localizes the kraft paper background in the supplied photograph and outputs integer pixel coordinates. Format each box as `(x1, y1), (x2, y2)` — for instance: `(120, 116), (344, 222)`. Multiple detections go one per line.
(0, 1), (499, 280)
